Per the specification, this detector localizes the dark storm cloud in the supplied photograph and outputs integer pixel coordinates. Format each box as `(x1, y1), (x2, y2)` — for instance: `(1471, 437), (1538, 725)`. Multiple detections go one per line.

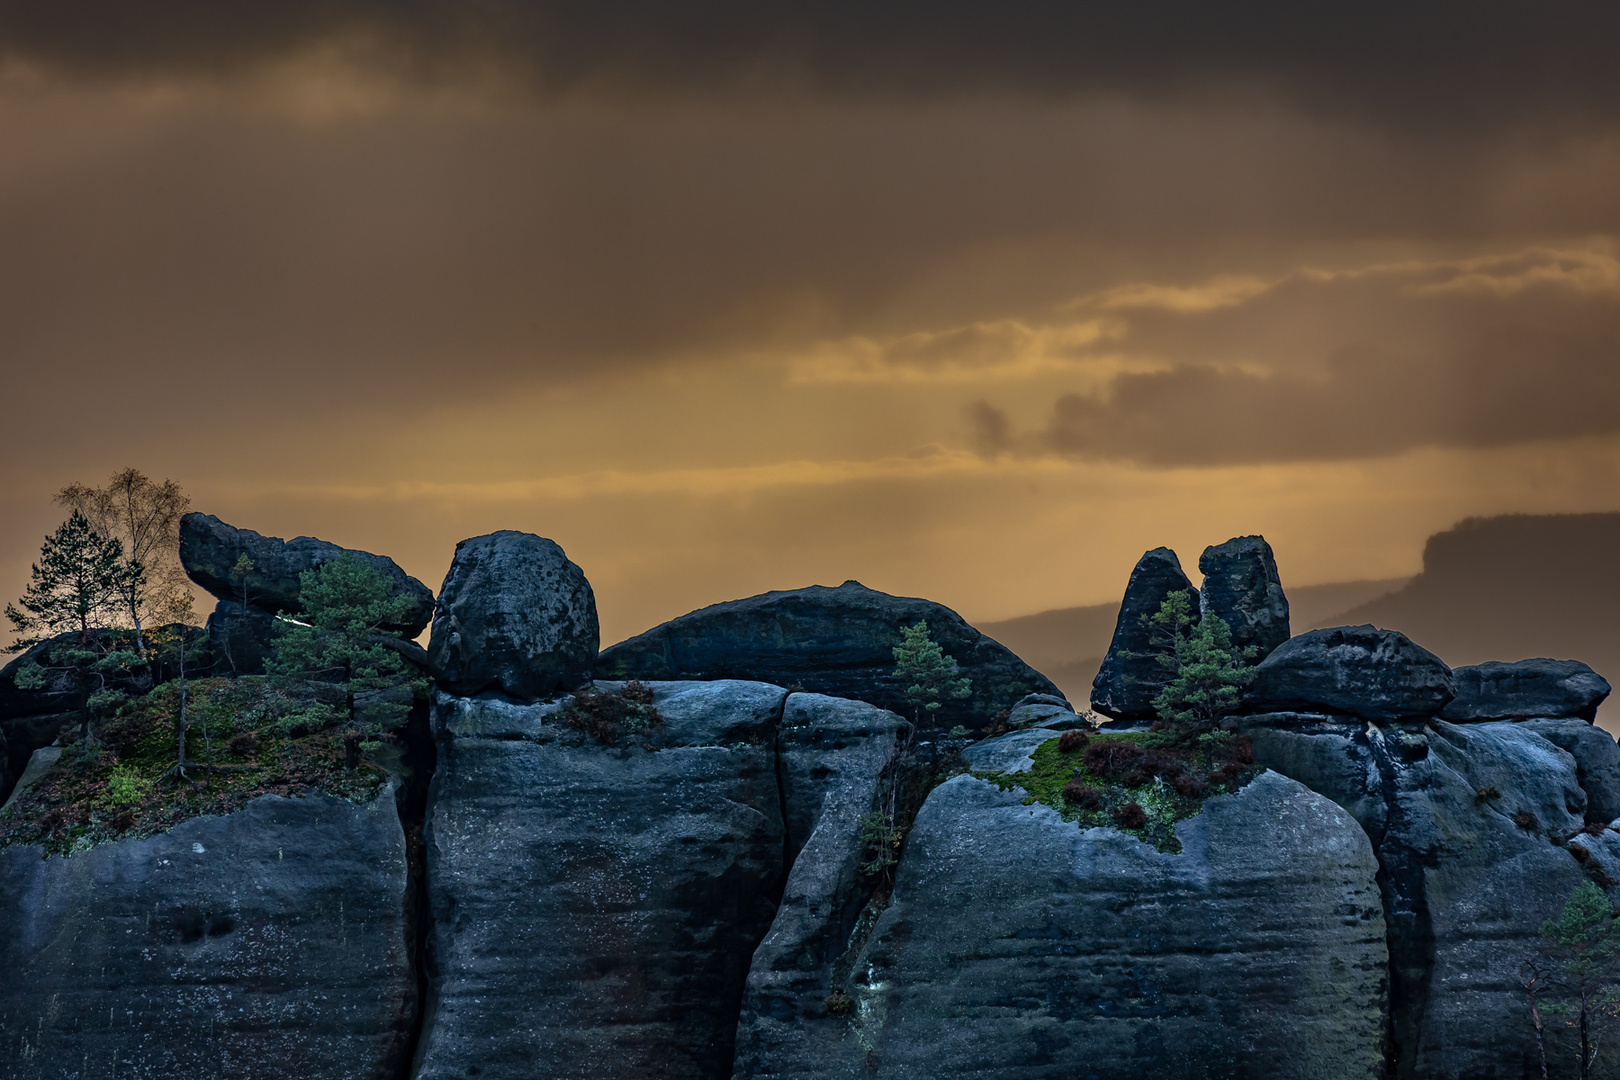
(4, 2), (1620, 125)
(972, 250), (1620, 466)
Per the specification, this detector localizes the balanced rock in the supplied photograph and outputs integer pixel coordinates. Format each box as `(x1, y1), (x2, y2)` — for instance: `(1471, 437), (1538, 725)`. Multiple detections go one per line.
(1240, 718), (1589, 1079)
(1247, 624), (1455, 721)
(180, 512), (434, 637)
(427, 531), (599, 701)
(750, 764), (1387, 1079)
(0, 789), (417, 1079)
(1091, 547), (1198, 721)
(418, 681), (789, 1079)
(1440, 658), (1612, 722)
(596, 580), (1057, 729)
(1199, 534), (1290, 660)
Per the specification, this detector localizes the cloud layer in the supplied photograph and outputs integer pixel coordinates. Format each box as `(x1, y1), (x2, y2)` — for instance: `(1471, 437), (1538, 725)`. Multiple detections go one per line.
(964, 249), (1620, 464)
(5, 2), (1620, 128)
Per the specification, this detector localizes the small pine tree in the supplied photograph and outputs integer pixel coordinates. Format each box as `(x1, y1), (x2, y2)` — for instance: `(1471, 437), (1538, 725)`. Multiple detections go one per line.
(892, 620), (971, 725)
(6, 510), (139, 651)
(1148, 590), (1255, 727)
(268, 555), (423, 748)
(1540, 880), (1620, 1080)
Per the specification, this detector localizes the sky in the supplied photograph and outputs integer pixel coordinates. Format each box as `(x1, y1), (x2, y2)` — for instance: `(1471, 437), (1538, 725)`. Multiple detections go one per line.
(3, 3), (1620, 647)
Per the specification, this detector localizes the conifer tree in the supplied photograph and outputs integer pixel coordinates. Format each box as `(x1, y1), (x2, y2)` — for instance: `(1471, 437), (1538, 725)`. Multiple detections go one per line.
(54, 468), (189, 654)
(892, 620), (971, 725)
(1148, 589), (1255, 727)
(6, 510), (137, 650)
(1540, 880), (1620, 1079)
(268, 555), (423, 751)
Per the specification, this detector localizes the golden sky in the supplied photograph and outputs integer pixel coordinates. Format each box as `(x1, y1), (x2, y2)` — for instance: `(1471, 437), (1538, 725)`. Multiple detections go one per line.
(3, 5), (1620, 646)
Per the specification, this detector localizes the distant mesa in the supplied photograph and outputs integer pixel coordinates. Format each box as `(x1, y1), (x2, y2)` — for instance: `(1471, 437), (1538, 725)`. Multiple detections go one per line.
(597, 579), (1059, 727)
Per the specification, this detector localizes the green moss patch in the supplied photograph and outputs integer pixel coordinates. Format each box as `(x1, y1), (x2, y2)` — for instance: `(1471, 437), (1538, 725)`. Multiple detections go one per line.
(0, 676), (394, 857)
(973, 726), (1257, 854)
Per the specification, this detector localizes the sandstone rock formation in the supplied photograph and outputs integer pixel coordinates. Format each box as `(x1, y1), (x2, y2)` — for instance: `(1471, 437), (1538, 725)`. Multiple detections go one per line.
(1091, 547), (1199, 721)
(1240, 717), (1591, 1079)
(180, 511), (435, 637)
(1005, 691), (1081, 729)
(205, 597), (279, 675)
(1198, 534), (1290, 659)
(1247, 624), (1456, 721)
(0, 789), (417, 1079)
(419, 680), (790, 1079)
(751, 762), (1388, 1079)
(1441, 657), (1612, 722)
(427, 530), (599, 701)
(1519, 716), (1620, 823)
(596, 580), (1057, 729)
(733, 694), (906, 1076)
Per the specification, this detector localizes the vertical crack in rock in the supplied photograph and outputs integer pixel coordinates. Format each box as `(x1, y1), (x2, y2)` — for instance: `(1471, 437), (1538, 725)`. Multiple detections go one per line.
(392, 693), (439, 1080)
(1363, 728), (1436, 1080)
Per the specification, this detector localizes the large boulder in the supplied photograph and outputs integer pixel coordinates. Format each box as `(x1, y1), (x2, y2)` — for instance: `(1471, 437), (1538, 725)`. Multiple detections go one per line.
(1091, 547), (1198, 721)
(427, 531), (599, 701)
(596, 580), (1057, 729)
(1240, 718), (1590, 1079)
(418, 681), (788, 1080)
(1246, 624), (1455, 721)
(0, 788), (417, 1078)
(732, 694), (906, 1076)
(179, 512), (434, 637)
(752, 765), (1387, 1079)
(1440, 658), (1612, 722)
(1199, 534), (1290, 660)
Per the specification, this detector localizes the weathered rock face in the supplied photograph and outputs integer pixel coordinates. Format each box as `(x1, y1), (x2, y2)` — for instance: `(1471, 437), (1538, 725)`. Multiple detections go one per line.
(0, 789), (416, 1080)
(733, 694), (906, 1077)
(1247, 624), (1456, 721)
(1441, 658), (1612, 722)
(418, 681), (788, 1080)
(596, 580), (1057, 729)
(1241, 718), (1589, 1080)
(205, 598), (278, 676)
(427, 530), (599, 701)
(759, 767), (1386, 1079)
(1518, 717), (1620, 823)
(1091, 547), (1198, 721)
(1198, 534), (1290, 660)
(179, 512), (435, 637)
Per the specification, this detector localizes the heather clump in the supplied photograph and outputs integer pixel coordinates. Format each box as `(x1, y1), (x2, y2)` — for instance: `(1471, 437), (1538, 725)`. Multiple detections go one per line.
(975, 724), (1257, 853)
(558, 681), (663, 744)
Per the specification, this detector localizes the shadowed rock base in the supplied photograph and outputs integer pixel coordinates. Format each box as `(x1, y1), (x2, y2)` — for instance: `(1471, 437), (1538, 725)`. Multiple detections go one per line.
(0, 789), (416, 1080)
(744, 767), (1388, 1080)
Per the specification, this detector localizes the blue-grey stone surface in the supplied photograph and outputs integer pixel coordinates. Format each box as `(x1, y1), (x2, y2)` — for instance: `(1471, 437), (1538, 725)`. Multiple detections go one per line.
(597, 580), (1056, 729)
(0, 789), (415, 1080)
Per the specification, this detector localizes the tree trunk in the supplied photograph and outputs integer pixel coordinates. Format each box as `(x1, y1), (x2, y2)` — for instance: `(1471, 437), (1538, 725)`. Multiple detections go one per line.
(1581, 987), (1593, 1080)
(1528, 984), (1549, 1080)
